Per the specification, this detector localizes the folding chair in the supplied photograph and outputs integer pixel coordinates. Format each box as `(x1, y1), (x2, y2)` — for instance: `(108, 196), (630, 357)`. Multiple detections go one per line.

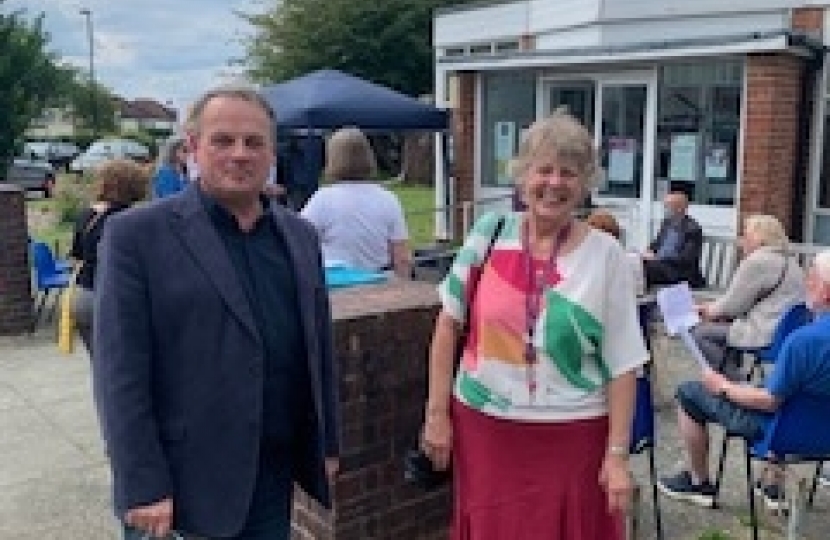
(714, 394), (830, 540)
(29, 240), (71, 329)
(629, 372), (664, 539)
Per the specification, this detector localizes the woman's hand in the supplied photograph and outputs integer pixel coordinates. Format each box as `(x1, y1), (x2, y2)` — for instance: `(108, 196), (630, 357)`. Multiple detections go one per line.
(599, 455), (633, 514)
(421, 410), (452, 471)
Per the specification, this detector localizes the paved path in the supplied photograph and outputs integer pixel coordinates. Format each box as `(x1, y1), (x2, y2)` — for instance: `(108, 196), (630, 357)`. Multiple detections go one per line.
(0, 327), (828, 539)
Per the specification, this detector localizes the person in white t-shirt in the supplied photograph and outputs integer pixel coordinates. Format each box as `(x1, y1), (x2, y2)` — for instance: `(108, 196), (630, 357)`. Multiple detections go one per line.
(301, 127), (412, 277)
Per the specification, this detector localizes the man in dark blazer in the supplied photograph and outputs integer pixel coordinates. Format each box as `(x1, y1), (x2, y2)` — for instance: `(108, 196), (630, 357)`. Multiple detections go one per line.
(94, 86), (339, 539)
(643, 191), (706, 289)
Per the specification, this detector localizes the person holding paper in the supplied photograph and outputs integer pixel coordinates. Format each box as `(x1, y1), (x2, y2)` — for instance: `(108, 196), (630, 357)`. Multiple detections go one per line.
(642, 191), (706, 289)
(692, 215), (805, 379)
(421, 112), (648, 540)
(658, 250), (830, 511)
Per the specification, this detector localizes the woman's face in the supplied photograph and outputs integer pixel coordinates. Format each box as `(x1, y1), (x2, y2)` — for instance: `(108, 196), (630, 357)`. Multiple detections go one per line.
(520, 158), (585, 226)
(739, 224), (763, 255)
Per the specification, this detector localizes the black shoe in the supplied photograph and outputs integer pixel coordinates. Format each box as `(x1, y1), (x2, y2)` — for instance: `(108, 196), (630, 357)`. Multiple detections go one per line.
(754, 481), (787, 512)
(658, 471), (716, 508)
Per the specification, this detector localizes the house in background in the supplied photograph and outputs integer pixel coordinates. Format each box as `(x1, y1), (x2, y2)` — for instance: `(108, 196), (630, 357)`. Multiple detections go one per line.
(433, 1), (830, 247)
(26, 97), (177, 142)
(114, 98), (177, 136)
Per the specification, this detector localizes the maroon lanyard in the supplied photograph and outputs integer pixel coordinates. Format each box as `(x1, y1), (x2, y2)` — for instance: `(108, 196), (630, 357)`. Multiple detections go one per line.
(522, 219), (572, 398)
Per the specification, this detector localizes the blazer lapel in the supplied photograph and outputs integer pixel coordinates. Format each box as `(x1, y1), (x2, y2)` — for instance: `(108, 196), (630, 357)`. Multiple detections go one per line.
(172, 186), (261, 345)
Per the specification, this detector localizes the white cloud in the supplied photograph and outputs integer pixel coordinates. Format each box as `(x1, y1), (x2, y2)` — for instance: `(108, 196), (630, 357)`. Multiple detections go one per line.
(6, 0), (264, 109)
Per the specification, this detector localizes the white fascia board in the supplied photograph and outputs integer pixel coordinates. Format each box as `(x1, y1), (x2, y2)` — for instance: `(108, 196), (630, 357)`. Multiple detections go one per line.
(436, 34), (792, 71)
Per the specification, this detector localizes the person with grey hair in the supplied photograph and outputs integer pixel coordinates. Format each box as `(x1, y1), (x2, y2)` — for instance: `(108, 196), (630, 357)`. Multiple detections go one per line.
(421, 111), (647, 539)
(692, 214), (806, 379)
(151, 134), (188, 198)
(301, 127), (412, 277)
(94, 84), (339, 540)
(659, 249), (830, 511)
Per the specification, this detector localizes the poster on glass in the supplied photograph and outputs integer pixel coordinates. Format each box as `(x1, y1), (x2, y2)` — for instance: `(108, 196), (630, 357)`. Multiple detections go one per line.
(607, 137), (636, 184)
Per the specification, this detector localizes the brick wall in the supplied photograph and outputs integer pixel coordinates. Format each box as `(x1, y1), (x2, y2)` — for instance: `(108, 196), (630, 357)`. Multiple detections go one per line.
(291, 281), (450, 539)
(740, 54), (805, 235)
(0, 185), (32, 335)
(451, 72), (477, 240)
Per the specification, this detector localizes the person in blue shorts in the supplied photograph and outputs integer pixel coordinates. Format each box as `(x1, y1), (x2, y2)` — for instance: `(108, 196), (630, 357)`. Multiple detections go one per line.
(658, 250), (830, 511)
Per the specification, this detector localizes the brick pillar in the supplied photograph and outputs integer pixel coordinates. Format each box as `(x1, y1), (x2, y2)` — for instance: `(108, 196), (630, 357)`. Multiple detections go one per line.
(452, 71), (477, 240)
(740, 54), (804, 235)
(0, 185), (32, 335)
(291, 281), (449, 540)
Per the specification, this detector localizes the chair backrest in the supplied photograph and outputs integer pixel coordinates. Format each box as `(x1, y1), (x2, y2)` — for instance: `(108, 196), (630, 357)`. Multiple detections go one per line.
(753, 393), (830, 459)
(630, 375), (655, 454)
(756, 302), (812, 362)
(30, 241), (60, 288)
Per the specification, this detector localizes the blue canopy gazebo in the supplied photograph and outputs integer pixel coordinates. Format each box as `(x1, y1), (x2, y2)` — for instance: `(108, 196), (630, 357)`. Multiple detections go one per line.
(259, 69), (449, 131)
(260, 70), (452, 213)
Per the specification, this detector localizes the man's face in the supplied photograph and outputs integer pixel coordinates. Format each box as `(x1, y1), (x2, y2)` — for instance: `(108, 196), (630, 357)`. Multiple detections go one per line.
(664, 194), (686, 218)
(189, 96), (274, 205)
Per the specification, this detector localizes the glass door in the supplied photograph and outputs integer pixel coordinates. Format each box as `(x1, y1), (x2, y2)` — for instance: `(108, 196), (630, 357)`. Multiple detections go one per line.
(542, 73), (656, 248)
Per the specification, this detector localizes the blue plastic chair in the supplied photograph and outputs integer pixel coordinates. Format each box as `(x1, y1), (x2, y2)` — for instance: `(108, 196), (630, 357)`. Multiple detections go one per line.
(30, 241), (71, 329)
(730, 303), (811, 381)
(738, 395), (830, 540)
(630, 372), (663, 539)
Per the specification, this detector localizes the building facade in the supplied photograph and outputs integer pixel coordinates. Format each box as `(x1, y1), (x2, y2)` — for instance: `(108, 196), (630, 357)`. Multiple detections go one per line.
(434, 1), (830, 247)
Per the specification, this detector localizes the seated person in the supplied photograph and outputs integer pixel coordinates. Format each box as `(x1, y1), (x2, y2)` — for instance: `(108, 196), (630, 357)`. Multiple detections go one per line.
(151, 135), (188, 199)
(586, 209), (645, 295)
(301, 127), (412, 278)
(657, 250), (830, 511)
(693, 214), (805, 379)
(643, 191), (705, 288)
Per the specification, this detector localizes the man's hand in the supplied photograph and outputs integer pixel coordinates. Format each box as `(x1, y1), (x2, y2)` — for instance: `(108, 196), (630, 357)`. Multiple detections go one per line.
(125, 498), (173, 539)
(325, 458), (340, 483)
(642, 250), (656, 261)
(702, 368), (729, 396)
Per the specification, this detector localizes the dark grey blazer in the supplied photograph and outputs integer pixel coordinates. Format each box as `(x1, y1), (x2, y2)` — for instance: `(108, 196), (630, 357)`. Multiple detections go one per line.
(93, 184), (339, 538)
(648, 214), (706, 288)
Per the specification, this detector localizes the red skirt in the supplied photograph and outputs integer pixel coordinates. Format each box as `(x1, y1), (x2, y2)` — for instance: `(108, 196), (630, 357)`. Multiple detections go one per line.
(451, 399), (624, 540)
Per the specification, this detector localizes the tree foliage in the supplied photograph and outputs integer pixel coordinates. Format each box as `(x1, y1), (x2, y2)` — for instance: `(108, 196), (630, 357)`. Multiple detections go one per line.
(0, 2), (68, 175)
(241, 0), (471, 97)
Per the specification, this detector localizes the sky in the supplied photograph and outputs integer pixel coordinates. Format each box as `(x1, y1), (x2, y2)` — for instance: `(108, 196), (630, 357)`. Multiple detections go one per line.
(8, 0), (265, 116)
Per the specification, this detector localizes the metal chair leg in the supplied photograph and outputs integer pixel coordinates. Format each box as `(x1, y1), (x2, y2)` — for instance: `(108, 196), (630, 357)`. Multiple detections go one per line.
(745, 441), (759, 540)
(648, 446), (664, 539)
(31, 291), (48, 332)
(713, 435), (731, 508)
(808, 461), (822, 508)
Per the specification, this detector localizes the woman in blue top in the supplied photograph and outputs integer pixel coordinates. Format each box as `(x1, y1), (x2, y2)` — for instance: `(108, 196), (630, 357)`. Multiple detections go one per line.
(151, 135), (188, 198)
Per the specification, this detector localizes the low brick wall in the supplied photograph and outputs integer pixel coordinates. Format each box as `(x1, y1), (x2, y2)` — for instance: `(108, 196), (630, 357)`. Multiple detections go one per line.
(0, 185), (32, 335)
(291, 280), (450, 539)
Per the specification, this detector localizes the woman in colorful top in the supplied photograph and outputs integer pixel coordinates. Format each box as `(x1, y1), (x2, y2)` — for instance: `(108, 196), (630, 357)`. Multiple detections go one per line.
(421, 112), (648, 539)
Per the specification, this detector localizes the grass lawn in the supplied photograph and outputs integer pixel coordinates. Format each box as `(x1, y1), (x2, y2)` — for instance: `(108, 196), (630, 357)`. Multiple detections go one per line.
(27, 179), (441, 255)
(387, 183), (438, 248)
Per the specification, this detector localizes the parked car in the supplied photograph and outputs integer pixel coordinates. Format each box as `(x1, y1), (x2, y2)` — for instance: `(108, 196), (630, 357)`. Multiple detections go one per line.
(69, 138), (151, 174)
(24, 141), (80, 171)
(3, 157), (56, 197)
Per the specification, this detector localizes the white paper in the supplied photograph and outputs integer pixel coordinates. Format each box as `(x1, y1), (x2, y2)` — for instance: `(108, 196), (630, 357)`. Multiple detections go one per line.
(655, 282), (700, 336)
(704, 145), (729, 179)
(494, 121), (516, 186)
(607, 137), (636, 184)
(669, 134), (698, 181)
(679, 327), (712, 371)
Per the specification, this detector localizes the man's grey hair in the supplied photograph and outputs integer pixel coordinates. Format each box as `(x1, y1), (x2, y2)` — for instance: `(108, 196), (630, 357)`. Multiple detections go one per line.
(185, 84), (275, 135)
(814, 250), (830, 285)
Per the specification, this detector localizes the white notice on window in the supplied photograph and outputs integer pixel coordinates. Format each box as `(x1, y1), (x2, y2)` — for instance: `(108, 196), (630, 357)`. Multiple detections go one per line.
(655, 282), (700, 336)
(607, 137), (636, 184)
(669, 134), (698, 181)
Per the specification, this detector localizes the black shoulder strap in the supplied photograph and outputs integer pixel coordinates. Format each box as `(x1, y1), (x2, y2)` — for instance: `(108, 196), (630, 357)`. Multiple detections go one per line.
(756, 252), (789, 304)
(457, 216), (505, 354)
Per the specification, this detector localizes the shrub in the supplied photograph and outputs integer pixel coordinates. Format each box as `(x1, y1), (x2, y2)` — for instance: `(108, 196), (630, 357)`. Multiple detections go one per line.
(54, 174), (92, 225)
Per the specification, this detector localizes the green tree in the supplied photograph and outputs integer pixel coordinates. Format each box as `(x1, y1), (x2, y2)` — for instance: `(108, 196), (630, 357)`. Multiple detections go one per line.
(241, 0), (471, 97)
(65, 76), (118, 134)
(0, 2), (67, 176)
